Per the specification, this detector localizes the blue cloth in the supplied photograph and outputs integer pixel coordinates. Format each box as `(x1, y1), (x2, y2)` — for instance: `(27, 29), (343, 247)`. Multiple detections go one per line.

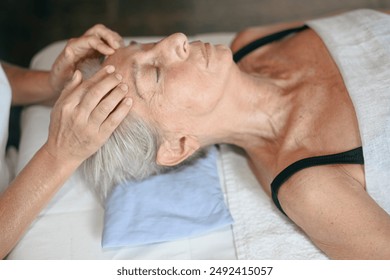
(102, 146), (233, 248)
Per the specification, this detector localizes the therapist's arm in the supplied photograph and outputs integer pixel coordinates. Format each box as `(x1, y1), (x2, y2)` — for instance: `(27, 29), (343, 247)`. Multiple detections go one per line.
(1, 62), (54, 105)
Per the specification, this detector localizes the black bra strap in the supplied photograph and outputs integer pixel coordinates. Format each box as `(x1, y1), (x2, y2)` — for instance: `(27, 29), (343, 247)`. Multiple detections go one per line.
(271, 147), (364, 216)
(233, 25), (309, 63)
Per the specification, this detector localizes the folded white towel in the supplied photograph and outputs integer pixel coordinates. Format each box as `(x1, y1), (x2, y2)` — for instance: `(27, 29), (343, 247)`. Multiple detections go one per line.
(308, 9), (390, 214)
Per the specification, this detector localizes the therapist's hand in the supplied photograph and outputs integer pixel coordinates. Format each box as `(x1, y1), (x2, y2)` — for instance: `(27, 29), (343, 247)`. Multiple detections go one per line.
(43, 64), (132, 166)
(49, 24), (124, 98)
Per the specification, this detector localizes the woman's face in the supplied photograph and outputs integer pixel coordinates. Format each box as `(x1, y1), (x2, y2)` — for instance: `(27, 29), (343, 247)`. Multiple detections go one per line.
(102, 33), (234, 136)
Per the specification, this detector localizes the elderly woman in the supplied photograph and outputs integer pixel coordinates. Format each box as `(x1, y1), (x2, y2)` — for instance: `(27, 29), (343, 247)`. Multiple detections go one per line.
(83, 9), (390, 259)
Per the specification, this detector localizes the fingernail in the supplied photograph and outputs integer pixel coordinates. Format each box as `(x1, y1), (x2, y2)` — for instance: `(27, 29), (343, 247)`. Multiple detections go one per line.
(64, 47), (72, 59)
(124, 97), (133, 106)
(71, 70), (78, 80)
(115, 73), (122, 81)
(106, 65), (115, 73)
(114, 41), (121, 49)
(120, 83), (128, 92)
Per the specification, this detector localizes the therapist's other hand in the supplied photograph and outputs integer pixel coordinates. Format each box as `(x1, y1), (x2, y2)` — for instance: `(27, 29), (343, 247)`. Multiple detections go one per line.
(49, 24), (124, 97)
(43, 65), (132, 165)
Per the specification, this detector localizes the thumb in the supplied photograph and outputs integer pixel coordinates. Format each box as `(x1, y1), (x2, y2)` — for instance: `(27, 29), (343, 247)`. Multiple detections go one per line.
(63, 70), (83, 95)
(54, 70), (83, 106)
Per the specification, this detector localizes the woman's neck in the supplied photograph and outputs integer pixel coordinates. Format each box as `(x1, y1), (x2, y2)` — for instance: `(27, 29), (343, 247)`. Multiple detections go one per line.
(205, 67), (294, 152)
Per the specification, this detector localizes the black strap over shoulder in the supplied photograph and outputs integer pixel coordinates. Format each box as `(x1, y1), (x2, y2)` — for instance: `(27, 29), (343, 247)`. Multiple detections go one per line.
(233, 25), (309, 63)
(270, 147), (364, 216)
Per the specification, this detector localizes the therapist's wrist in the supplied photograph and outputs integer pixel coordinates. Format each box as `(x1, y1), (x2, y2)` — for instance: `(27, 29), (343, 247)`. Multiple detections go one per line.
(39, 143), (82, 177)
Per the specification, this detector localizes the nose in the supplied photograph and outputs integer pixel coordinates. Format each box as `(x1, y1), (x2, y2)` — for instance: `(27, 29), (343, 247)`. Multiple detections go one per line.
(157, 33), (189, 62)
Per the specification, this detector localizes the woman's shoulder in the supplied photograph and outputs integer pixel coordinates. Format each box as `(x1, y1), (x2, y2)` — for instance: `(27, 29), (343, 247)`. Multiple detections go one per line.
(230, 21), (304, 53)
(231, 9), (390, 53)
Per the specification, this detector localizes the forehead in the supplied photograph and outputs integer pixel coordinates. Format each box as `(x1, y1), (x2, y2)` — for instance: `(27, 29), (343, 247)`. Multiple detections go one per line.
(103, 41), (155, 67)
(101, 41), (161, 104)
(102, 44), (136, 67)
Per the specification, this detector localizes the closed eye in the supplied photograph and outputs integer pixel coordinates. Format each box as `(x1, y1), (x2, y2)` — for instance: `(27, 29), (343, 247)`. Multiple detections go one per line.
(155, 67), (160, 83)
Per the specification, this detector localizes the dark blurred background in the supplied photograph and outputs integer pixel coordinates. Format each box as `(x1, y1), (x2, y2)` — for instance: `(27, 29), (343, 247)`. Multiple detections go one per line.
(1, 0), (390, 67)
(1, 0), (390, 148)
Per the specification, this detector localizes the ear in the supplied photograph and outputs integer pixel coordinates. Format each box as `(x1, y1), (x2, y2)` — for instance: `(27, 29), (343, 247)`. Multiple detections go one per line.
(156, 135), (200, 166)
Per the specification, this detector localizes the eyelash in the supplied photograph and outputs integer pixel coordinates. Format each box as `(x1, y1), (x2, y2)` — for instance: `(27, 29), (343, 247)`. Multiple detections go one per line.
(155, 67), (160, 83)
(152, 60), (160, 83)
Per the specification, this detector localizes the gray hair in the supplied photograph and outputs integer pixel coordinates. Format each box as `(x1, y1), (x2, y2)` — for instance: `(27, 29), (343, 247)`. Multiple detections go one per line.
(81, 113), (167, 203)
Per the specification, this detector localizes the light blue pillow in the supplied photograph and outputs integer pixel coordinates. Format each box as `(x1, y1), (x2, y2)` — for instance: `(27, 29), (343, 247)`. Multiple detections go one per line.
(102, 146), (233, 248)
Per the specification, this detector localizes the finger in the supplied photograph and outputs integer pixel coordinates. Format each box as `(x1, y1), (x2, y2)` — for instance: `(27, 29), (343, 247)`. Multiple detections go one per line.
(57, 70), (83, 102)
(99, 97), (133, 137)
(51, 36), (109, 89)
(50, 46), (77, 90)
(59, 65), (115, 109)
(84, 24), (124, 49)
(78, 65), (122, 113)
(50, 70), (83, 122)
(68, 35), (116, 59)
(89, 83), (130, 125)
(66, 69), (83, 91)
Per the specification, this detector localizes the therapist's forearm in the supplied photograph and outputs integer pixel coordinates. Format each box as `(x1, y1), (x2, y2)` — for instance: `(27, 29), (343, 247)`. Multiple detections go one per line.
(1, 61), (53, 105)
(0, 146), (80, 259)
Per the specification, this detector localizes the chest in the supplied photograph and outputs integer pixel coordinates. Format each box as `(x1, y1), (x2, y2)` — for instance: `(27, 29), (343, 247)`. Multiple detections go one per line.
(238, 30), (342, 86)
(241, 31), (363, 190)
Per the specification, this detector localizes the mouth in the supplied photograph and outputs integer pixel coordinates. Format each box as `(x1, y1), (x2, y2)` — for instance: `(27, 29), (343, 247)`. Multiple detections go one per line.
(192, 41), (211, 68)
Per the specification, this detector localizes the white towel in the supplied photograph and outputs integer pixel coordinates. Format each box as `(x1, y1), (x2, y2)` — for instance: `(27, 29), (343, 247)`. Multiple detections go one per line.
(308, 9), (390, 214)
